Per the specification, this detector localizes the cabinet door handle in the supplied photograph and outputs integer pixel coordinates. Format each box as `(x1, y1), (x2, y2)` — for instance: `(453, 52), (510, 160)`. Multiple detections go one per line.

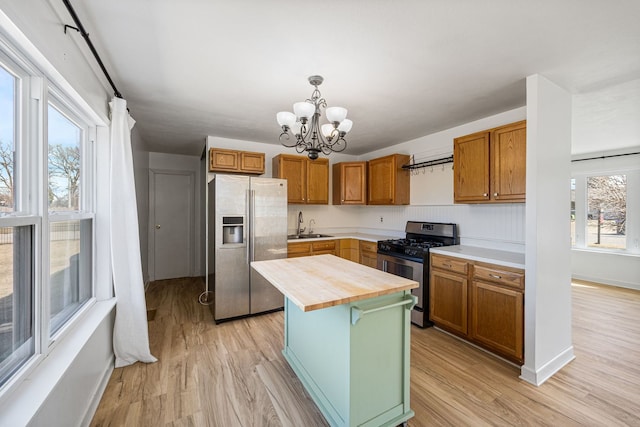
(489, 273), (502, 279)
(483, 193), (488, 197)
(494, 192), (499, 197)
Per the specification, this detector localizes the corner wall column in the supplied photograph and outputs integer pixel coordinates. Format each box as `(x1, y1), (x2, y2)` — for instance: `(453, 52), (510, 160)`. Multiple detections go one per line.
(521, 74), (574, 385)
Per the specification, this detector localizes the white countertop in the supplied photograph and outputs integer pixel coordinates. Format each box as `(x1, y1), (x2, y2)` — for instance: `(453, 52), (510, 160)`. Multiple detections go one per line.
(430, 245), (525, 269)
(287, 232), (395, 243)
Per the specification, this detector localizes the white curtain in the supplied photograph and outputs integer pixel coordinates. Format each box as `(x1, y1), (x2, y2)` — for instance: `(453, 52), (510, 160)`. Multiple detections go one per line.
(109, 97), (157, 367)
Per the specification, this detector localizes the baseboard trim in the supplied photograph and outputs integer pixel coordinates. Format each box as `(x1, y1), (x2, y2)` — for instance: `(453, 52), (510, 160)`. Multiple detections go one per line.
(81, 359), (114, 426)
(572, 274), (639, 291)
(520, 345), (575, 386)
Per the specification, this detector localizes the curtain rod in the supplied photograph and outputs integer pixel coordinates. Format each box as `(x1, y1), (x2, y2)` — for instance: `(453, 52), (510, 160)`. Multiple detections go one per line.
(62, 0), (123, 99)
(571, 151), (640, 163)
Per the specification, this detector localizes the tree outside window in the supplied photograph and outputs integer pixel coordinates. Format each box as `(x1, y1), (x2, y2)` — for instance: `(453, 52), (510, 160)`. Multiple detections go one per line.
(48, 105), (81, 211)
(586, 175), (626, 249)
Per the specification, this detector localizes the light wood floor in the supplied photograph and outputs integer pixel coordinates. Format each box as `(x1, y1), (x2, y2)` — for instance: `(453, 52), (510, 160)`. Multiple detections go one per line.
(91, 278), (640, 426)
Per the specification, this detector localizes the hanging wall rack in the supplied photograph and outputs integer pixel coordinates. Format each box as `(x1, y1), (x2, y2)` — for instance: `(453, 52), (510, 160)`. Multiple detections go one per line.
(402, 155), (454, 170)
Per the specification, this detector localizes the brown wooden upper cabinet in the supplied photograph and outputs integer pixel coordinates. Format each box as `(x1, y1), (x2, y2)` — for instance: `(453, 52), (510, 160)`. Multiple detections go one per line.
(367, 154), (410, 205)
(209, 148), (265, 175)
(453, 120), (526, 203)
(272, 154), (329, 204)
(333, 161), (367, 205)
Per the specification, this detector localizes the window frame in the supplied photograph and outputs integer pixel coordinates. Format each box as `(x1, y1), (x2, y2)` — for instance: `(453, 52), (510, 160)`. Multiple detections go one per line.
(571, 155), (640, 256)
(0, 47), (43, 394)
(45, 88), (97, 342)
(0, 36), (101, 396)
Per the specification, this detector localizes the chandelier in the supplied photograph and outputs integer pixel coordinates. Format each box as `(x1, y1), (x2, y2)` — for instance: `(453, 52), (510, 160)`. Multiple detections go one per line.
(277, 75), (352, 160)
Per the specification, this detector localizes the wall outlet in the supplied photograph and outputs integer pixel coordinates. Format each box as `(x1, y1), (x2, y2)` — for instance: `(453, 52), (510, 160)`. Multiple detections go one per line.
(380, 217), (384, 223)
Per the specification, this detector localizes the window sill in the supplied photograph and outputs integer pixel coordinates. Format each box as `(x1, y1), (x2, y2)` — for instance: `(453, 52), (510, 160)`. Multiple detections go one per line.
(571, 247), (640, 258)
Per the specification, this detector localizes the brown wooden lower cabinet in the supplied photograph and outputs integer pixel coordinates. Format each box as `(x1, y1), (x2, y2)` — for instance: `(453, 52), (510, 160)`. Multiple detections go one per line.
(287, 242), (312, 258)
(470, 280), (524, 363)
(430, 253), (524, 364)
(287, 240), (336, 258)
(338, 239), (359, 262)
(290, 239), (379, 268)
(429, 268), (468, 335)
(311, 240), (336, 256)
(359, 240), (378, 268)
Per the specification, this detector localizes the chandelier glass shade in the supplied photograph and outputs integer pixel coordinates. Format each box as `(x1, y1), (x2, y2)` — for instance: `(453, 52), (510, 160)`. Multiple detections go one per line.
(277, 75), (352, 160)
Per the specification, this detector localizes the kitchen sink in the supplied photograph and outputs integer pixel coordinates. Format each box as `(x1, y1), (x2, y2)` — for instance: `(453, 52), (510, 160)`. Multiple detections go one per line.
(287, 234), (333, 239)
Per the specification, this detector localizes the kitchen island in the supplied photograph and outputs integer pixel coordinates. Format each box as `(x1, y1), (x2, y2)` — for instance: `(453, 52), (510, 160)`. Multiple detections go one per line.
(251, 254), (418, 427)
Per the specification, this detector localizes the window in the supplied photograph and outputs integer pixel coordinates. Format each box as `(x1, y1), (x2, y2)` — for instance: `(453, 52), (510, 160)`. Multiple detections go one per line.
(0, 40), (97, 391)
(48, 104), (81, 212)
(47, 101), (93, 337)
(586, 175), (626, 249)
(572, 160), (638, 254)
(0, 225), (34, 386)
(0, 60), (36, 387)
(0, 65), (15, 213)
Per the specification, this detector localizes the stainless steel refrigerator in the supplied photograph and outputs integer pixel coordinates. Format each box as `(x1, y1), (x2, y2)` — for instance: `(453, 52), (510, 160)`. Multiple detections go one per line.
(207, 174), (288, 322)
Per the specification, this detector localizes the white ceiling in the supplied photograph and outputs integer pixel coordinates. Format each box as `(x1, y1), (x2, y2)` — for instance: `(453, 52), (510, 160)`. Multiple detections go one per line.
(70, 0), (640, 156)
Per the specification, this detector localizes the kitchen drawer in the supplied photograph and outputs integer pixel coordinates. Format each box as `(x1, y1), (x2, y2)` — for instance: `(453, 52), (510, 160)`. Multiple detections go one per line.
(312, 240), (336, 252)
(288, 242), (312, 258)
(473, 264), (524, 289)
(430, 254), (468, 275)
(359, 240), (377, 253)
(313, 250), (336, 256)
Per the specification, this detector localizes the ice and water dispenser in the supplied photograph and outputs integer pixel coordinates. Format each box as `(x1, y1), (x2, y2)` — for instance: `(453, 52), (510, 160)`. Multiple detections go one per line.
(221, 216), (244, 244)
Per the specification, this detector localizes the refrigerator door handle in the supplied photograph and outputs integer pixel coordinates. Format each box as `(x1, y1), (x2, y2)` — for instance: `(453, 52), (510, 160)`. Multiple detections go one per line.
(249, 189), (255, 263)
(246, 189), (251, 264)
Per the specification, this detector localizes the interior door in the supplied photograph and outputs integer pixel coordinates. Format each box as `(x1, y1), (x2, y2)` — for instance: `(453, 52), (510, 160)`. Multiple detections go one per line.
(151, 171), (193, 280)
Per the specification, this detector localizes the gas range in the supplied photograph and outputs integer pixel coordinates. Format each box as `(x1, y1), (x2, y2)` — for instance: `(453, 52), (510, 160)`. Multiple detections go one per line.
(377, 222), (458, 262)
(376, 221), (458, 328)
(378, 238), (446, 259)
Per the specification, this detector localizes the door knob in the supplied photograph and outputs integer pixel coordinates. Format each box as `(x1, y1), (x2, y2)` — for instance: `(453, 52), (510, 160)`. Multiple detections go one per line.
(155, 224), (161, 229)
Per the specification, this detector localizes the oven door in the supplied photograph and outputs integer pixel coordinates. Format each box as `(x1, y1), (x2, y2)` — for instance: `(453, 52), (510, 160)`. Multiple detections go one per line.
(377, 253), (424, 324)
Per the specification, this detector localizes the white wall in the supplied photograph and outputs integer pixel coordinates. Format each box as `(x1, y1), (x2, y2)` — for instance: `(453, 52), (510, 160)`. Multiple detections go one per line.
(572, 250), (640, 289)
(521, 74), (574, 386)
(132, 127), (150, 284)
(29, 310), (115, 427)
(0, 0), (110, 121)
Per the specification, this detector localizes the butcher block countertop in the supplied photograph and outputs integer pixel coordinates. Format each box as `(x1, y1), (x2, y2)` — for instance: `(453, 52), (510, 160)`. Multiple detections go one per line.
(251, 254), (418, 312)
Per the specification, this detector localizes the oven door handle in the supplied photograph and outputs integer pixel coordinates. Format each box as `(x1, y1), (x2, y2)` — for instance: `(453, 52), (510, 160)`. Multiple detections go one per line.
(351, 295), (417, 325)
(382, 259), (388, 272)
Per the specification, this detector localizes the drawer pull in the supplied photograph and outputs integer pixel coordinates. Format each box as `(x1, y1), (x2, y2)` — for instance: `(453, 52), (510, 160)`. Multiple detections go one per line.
(489, 273), (502, 279)
(442, 263), (452, 268)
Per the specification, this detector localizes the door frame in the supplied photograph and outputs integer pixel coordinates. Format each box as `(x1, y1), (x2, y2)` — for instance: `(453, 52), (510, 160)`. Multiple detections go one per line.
(148, 168), (196, 281)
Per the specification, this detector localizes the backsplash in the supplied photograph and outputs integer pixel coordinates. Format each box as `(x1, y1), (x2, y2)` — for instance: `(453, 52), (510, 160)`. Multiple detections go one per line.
(288, 203), (526, 253)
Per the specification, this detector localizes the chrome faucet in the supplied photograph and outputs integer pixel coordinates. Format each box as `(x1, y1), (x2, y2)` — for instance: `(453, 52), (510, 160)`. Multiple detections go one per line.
(297, 211), (305, 235)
